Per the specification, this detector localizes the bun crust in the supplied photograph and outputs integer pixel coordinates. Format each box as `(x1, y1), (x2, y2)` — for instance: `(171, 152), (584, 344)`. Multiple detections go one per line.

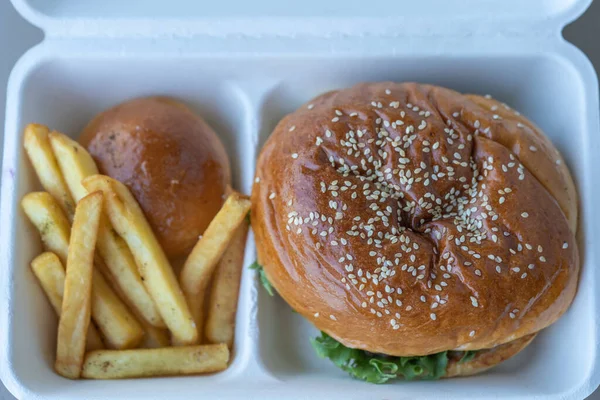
(252, 82), (579, 356)
(80, 97), (231, 259)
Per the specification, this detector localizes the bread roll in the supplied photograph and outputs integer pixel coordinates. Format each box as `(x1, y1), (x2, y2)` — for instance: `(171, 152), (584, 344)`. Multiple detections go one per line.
(80, 97), (231, 259)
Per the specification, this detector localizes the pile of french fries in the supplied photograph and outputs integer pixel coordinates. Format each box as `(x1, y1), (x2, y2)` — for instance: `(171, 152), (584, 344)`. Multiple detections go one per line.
(22, 124), (251, 380)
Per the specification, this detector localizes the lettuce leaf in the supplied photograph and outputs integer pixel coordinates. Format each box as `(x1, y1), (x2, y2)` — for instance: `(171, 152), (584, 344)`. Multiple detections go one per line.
(249, 261), (275, 296)
(459, 350), (477, 364)
(311, 332), (449, 383)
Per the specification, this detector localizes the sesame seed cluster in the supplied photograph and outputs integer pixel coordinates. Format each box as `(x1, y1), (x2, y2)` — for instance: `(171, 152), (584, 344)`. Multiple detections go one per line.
(252, 82), (579, 355)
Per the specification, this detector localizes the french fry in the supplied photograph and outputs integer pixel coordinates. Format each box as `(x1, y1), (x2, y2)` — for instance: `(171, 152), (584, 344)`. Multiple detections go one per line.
(95, 228), (166, 328)
(23, 124), (76, 220)
(21, 192), (71, 262)
(48, 131), (99, 202)
(82, 344), (229, 379)
(205, 223), (248, 347)
(31, 252), (104, 351)
(56, 192), (102, 379)
(98, 266), (170, 349)
(90, 268), (144, 350)
(139, 320), (171, 349)
(179, 192), (251, 340)
(22, 191), (144, 350)
(82, 175), (197, 345)
(50, 132), (165, 328)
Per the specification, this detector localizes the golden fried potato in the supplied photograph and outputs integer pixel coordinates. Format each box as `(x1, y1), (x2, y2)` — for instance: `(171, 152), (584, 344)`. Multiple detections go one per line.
(205, 223), (248, 347)
(22, 192), (71, 262)
(55, 192), (103, 379)
(22, 191), (144, 350)
(31, 252), (104, 351)
(23, 124), (75, 219)
(82, 175), (197, 345)
(51, 132), (164, 328)
(179, 192), (251, 339)
(82, 344), (229, 379)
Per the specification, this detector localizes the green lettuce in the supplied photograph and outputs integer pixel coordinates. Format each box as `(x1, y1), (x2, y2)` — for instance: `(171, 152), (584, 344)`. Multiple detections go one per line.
(311, 332), (450, 383)
(249, 261), (275, 296)
(459, 350), (477, 364)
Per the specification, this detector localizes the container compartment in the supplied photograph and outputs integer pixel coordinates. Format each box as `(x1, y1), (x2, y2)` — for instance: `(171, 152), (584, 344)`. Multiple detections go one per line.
(254, 53), (595, 398)
(2, 54), (259, 398)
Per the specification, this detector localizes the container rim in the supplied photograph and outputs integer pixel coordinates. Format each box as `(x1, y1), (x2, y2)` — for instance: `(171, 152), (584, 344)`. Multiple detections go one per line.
(8, 0), (594, 38)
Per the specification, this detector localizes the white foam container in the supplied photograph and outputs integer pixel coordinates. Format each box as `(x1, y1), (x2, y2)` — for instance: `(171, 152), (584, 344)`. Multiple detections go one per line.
(2, 0), (600, 399)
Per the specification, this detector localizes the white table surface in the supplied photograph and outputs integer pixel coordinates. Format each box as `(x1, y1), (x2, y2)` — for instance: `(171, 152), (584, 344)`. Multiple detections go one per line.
(0, 1), (598, 399)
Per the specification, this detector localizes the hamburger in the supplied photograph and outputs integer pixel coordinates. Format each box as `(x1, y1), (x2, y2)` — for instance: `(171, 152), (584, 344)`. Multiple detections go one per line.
(251, 82), (579, 382)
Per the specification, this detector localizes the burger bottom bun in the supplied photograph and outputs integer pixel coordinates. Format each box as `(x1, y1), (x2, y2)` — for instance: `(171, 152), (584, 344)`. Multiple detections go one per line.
(446, 334), (536, 378)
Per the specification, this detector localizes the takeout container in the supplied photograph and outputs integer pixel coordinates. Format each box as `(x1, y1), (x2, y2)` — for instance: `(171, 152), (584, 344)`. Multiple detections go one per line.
(1, 0), (600, 398)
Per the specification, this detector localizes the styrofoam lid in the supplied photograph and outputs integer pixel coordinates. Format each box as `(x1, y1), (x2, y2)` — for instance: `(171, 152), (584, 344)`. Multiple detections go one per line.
(11, 0), (593, 37)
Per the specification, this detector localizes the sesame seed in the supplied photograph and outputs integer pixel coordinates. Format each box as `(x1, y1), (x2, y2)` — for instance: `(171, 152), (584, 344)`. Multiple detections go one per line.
(330, 315), (337, 321)
(314, 312), (319, 317)
(291, 153), (299, 159)
(254, 177), (261, 183)
(469, 330), (476, 337)
(539, 256), (547, 262)
(563, 242), (569, 249)
(521, 212), (529, 218)
(430, 313), (437, 321)
(268, 192), (276, 199)
(307, 104), (314, 110)
(470, 296), (479, 307)
(529, 145), (537, 152)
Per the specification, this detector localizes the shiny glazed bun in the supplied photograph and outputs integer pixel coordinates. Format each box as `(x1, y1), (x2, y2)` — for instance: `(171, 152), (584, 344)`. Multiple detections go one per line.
(252, 82), (579, 359)
(80, 96), (231, 259)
